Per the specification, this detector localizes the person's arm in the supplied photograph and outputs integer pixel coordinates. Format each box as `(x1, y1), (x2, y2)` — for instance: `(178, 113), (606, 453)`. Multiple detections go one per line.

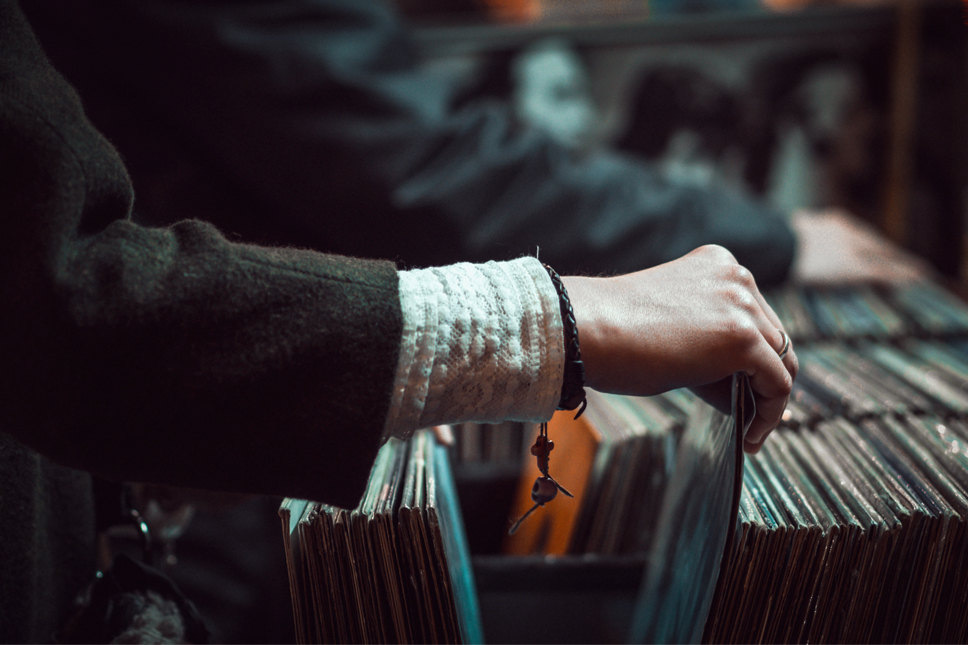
(21, 0), (796, 286)
(1, 0), (398, 509)
(3, 0), (794, 520)
(384, 250), (797, 454)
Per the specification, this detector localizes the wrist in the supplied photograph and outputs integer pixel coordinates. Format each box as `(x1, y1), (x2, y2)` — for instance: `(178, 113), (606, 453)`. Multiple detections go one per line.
(560, 275), (601, 391)
(560, 274), (636, 396)
(543, 265), (586, 417)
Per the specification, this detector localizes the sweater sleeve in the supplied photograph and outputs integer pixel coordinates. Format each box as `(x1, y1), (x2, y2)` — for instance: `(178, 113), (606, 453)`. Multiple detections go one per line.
(384, 256), (563, 439)
(0, 0), (400, 509)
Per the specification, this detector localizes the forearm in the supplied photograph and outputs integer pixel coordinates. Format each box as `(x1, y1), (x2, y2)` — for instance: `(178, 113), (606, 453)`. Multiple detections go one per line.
(0, 0), (400, 507)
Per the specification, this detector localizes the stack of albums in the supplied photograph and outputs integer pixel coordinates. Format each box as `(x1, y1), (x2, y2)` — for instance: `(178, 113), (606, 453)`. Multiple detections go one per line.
(706, 411), (968, 643)
(280, 430), (483, 644)
(504, 280), (968, 643)
(764, 281), (968, 342)
(706, 282), (968, 643)
(279, 279), (968, 643)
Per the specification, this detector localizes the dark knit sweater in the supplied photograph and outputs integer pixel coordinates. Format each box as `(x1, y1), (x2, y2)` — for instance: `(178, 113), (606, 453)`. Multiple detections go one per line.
(0, 1), (402, 640)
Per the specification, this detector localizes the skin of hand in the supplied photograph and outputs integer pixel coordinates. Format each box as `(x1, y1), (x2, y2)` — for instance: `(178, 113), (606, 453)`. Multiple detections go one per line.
(562, 244), (798, 453)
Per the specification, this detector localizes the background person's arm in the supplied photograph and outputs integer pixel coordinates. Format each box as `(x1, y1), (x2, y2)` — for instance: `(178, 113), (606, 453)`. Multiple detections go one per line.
(21, 0), (797, 286)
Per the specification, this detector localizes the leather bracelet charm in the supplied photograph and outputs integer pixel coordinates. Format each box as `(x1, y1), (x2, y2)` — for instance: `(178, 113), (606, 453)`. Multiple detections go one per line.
(543, 263), (587, 419)
(508, 263), (586, 536)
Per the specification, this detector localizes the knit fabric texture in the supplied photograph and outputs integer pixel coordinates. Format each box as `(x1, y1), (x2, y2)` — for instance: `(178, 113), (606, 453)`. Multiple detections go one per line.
(384, 257), (563, 439)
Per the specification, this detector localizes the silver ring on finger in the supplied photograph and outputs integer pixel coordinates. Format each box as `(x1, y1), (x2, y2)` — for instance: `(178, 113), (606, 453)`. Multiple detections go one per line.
(777, 330), (791, 360)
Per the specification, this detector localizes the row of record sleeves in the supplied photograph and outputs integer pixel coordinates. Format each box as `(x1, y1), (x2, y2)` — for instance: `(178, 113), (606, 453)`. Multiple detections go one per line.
(705, 410), (968, 644)
(765, 280), (968, 341)
(280, 430), (483, 645)
(503, 280), (968, 643)
(768, 281), (968, 428)
(709, 283), (968, 642)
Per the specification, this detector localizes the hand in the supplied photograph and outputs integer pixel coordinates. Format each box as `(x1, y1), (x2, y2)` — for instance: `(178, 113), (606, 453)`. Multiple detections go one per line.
(562, 245), (797, 453)
(790, 208), (931, 285)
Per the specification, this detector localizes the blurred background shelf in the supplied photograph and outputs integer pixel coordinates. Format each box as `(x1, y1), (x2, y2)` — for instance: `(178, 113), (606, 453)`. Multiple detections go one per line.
(409, 3), (899, 55)
(404, 0), (968, 284)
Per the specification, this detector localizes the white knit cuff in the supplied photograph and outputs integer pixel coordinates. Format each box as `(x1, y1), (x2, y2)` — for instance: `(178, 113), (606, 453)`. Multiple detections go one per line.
(382, 257), (564, 441)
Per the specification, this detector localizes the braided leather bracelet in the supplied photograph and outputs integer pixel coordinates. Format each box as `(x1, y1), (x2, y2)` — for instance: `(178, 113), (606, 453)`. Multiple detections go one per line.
(543, 263), (587, 419)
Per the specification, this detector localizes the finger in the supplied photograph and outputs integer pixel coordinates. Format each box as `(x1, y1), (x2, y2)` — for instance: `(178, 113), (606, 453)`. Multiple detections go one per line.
(745, 390), (789, 449)
(746, 330), (797, 452)
(745, 393), (789, 450)
(722, 253), (785, 347)
(754, 306), (791, 364)
(781, 340), (799, 382)
(729, 274), (795, 442)
(751, 287), (784, 334)
(744, 434), (767, 455)
(744, 391), (789, 451)
(736, 276), (791, 370)
(750, 297), (797, 384)
(744, 343), (794, 446)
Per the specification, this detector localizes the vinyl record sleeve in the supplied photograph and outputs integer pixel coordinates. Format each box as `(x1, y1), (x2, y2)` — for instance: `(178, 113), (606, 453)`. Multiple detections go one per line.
(628, 373), (752, 644)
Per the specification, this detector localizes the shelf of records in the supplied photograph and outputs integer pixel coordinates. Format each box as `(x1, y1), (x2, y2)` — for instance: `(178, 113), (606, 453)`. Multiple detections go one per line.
(279, 279), (968, 644)
(766, 280), (968, 343)
(280, 431), (484, 644)
(504, 279), (968, 644)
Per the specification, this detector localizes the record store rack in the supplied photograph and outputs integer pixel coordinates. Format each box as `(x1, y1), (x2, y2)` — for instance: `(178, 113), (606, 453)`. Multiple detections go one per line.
(281, 278), (968, 644)
(706, 281), (968, 644)
(460, 279), (968, 644)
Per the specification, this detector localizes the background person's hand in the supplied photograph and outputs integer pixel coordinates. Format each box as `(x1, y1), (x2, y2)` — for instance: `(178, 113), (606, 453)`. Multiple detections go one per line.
(562, 245), (797, 453)
(790, 208), (931, 285)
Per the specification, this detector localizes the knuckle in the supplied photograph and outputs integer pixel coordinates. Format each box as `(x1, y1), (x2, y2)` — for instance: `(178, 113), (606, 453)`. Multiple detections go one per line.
(723, 262), (756, 289)
(694, 244), (735, 263)
(723, 283), (758, 313)
(722, 316), (760, 350)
